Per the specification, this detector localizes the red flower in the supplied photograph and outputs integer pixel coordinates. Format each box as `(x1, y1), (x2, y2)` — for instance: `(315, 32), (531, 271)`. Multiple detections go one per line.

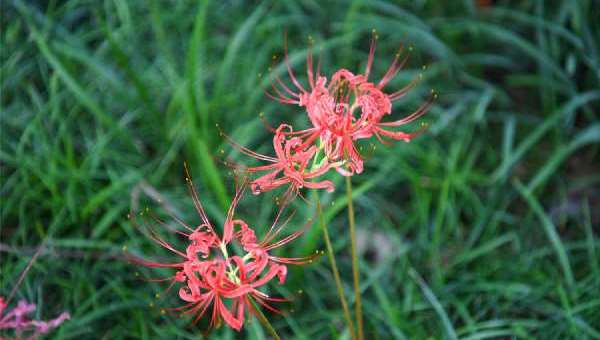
(131, 168), (317, 331)
(260, 32), (433, 177)
(222, 124), (335, 196)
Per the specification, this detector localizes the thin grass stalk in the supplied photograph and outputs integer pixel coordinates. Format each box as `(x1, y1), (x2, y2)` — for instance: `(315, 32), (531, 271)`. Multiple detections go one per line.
(317, 200), (356, 340)
(346, 176), (363, 340)
(7, 241), (46, 305)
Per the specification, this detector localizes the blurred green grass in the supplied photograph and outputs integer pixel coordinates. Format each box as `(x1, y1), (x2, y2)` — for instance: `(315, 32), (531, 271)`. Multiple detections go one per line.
(1, 0), (599, 339)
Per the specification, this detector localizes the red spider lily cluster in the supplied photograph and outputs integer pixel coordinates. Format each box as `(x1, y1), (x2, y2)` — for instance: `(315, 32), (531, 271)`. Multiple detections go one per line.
(0, 296), (70, 339)
(135, 32), (431, 333)
(131, 172), (317, 331)
(226, 32), (434, 196)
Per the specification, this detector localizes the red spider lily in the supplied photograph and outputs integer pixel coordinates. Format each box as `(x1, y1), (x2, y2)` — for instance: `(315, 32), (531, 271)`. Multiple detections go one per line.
(221, 124), (335, 196)
(0, 296), (70, 339)
(130, 167), (317, 331)
(259, 32), (433, 178)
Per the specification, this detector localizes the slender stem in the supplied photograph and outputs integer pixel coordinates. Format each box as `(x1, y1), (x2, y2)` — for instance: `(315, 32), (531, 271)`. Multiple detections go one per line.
(346, 176), (363, 340)
(7, 241), (46, 305)
(251, 298), (281, 340)
(317, 200), (356, 340)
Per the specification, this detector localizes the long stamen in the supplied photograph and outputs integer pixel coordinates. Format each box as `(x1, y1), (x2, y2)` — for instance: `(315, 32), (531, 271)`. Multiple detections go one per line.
(365, 29), (377, 80)
(379, 93), (434, 127)
(261, 210), (296, 247)
(378, 43), (409, 89)
(274, 72), (301, 99)
(270, 252), (320, 265)
(388, 72), (422, 101)
(217, 125), (278, 163)
(307, 37), (315, 88)
(261, 200), (293, 245)
(283, 33), (306, 93)
(263, 214), (314, 251)
(264, 88), (298, 105)
(184, 163), (215, 235)
(147, 209), (194, 234)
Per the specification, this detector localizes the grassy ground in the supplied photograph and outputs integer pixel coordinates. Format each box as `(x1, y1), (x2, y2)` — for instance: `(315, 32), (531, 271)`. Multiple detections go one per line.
(2, 0), (599, 339)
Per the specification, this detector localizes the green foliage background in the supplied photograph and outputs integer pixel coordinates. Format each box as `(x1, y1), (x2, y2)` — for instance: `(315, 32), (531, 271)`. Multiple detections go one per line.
(1, 0), (599, 339)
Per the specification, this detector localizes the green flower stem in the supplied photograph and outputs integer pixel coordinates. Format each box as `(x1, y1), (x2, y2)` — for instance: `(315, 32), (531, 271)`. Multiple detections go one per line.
(251, 298), (281, 340)
(346, 176), (363, 340)
(317, 200), (356, 340)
